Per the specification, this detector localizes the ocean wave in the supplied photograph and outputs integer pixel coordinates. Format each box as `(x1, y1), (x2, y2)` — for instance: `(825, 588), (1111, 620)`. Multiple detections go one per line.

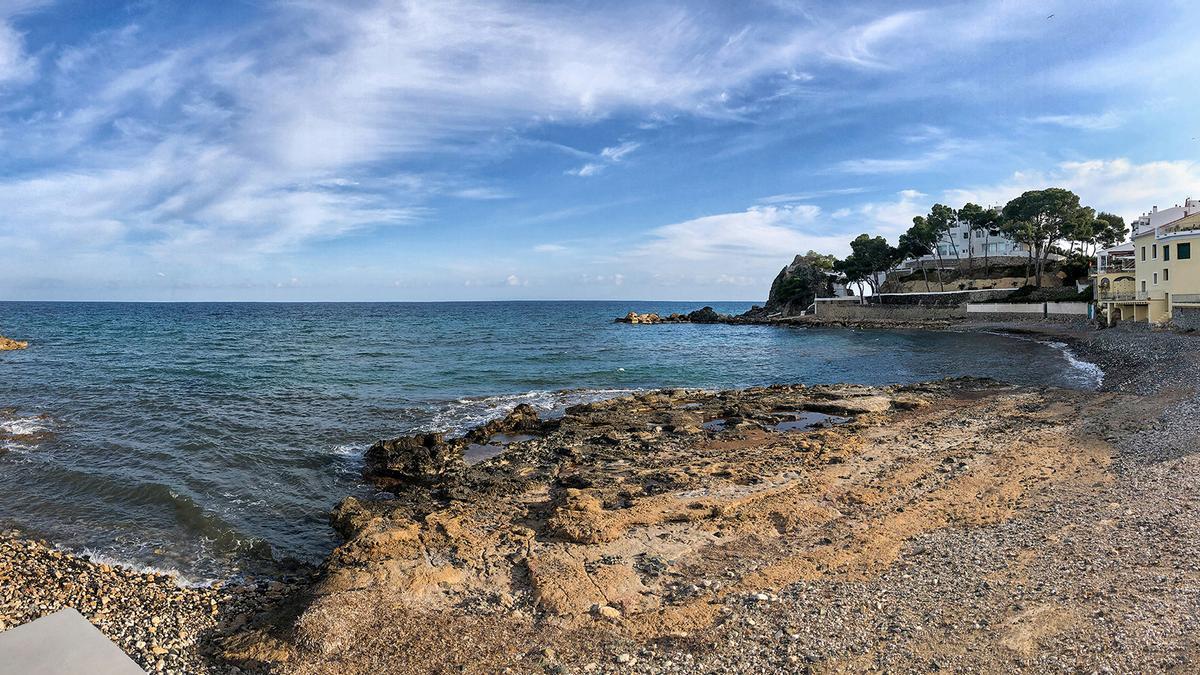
(1042, 340), (1105, 387)
(75, 547), (216, 588)
(426, 388), (638, 435)
(0, 412), (54, 452)
(330, 443), (363, 457)
(980, 331), (1104, 388)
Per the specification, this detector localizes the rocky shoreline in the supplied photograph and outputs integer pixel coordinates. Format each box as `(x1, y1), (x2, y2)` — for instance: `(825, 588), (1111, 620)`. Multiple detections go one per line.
(3, 322), (1200, 673)
(0, 532), (294, 674)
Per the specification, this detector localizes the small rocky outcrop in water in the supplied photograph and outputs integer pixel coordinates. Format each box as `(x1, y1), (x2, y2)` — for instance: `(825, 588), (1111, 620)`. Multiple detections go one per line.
(468, 402), (544, 439)
(363, 404), (549, 486)
(0, 336), (28, 351)
(616, 307), (732, 324)
(363, 433), (465, 485)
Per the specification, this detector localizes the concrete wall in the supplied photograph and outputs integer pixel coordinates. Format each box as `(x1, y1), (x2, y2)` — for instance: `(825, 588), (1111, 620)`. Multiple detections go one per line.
(1171, 306), (1200, 331)
(966, 301), (1090, 316)
(813, 302), (967, 321)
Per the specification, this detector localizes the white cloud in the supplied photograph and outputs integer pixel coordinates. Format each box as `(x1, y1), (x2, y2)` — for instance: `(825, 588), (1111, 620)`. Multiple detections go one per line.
(600, 141), (640, 162)
(0, 17), (34, 84)
(830, 189), (929, 238)
(758, 187), (867, 204)
(942, 159), (1200, 223)
(566, 162), (604, 177)
(1026, 112), (1124, 131)
(533, 244), (568, 253)
(835, 140), (965, 175)
(636, 205), (835, 262)
(568, 141), (641, 177)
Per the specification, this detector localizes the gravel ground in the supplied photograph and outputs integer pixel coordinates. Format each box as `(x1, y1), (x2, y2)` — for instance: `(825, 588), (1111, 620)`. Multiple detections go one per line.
(578, 324), (1200, 673)
(0, 533), (283, 674)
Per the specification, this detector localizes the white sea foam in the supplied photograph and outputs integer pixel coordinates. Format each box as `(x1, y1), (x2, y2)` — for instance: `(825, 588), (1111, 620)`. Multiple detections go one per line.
(980, 331), (1104, 388)
(330, 443), (362, 457)
(75, 547), (216, 588)
(0, 416), (51, 436)
(0, 413), (53, 453)
(427, 388), (639, 435)
(1043, 340), (1105, 387)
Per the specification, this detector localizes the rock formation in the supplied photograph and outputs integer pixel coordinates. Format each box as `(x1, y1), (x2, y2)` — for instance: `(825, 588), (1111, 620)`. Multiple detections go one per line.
(764, 253), (838, 316)
(0, 336), (28, 351)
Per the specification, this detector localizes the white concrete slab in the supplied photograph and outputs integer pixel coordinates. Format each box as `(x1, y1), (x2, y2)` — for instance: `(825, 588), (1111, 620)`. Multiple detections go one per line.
(0, 608), (146, 675)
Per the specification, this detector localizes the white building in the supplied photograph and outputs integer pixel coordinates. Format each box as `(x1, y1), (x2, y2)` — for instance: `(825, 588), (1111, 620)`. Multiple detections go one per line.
(1131, 198), (1200, 237)
(898, 206), (1033, 271)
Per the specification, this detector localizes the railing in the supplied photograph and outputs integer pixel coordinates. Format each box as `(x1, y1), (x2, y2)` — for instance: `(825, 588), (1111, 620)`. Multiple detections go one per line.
(1173, 294), (1200, 304)
(1099, 292), (1137, 301)
(1156, 223), (1200, 239)
(1092, 260), (1136, 274)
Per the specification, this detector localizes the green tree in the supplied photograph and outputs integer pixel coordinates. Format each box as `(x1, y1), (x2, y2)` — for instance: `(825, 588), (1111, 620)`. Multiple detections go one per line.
(897, 229), (934, 291)
(958, 202), (1000, 276)
(1094, 212), (1129, 251)
(836, 234), (899, 296)
(927, 203), (960, 267)
(1001, 188), (1092, 288)
(907, 214), (946, 290)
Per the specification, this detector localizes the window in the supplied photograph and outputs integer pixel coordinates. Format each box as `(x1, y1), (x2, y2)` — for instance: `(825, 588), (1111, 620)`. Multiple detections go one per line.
(1164, 268), (1170, 281)
(1164, 245), (1171, 261)
(1180, 243), (1192, 260)
(1153, 272), (1158, 284)
(1142, 246), (1147, 261)
(1153, 244), (1158, 259)
(1142, 280), (1147, 293)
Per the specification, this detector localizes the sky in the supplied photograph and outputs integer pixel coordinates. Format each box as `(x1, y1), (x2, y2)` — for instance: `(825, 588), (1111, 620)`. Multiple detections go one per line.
(0, 0), (1198, 302)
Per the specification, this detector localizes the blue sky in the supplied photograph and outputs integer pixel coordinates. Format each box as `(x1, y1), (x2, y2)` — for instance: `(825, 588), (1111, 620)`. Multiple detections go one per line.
(1, 0), (1198, 301)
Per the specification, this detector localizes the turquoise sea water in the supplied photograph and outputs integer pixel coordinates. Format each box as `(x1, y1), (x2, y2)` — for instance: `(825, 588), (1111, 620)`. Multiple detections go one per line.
(0, 301), (1100, 579)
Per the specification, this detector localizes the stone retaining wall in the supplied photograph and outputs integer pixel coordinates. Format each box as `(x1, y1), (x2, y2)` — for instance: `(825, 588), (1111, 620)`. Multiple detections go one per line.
(813, 302), (967, 321)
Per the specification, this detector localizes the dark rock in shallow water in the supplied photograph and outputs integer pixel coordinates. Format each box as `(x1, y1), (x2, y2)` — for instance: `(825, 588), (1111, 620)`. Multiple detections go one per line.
(471, 403), (544, 439)
(685, 306), (725, 323)
(363, 432), (465, 485)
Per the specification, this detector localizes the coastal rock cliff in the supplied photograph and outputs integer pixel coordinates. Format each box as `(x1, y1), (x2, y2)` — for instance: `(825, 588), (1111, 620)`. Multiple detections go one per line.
(763, 252), (838, 317)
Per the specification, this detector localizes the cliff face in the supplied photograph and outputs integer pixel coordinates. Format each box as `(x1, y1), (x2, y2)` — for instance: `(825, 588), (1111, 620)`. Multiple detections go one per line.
(764, 255), (836, 316)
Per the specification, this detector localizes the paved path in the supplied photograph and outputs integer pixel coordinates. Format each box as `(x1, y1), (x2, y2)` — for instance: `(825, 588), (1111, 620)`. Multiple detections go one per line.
(0, 608), (146, 675)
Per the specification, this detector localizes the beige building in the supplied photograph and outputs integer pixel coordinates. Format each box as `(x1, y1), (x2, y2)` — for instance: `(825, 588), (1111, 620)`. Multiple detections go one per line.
(1102, 210), (1200, 326)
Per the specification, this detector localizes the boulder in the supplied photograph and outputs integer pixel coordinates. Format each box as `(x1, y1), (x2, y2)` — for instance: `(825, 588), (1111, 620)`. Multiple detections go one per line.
(685, 306), (725, 323)
(363, 432), (464, 485)
(470, 403), (545, 440)
(0, 336), (28, 351)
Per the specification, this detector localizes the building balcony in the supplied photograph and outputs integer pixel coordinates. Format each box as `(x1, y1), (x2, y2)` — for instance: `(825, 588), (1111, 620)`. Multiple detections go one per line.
(1092, 261), (1137, 274)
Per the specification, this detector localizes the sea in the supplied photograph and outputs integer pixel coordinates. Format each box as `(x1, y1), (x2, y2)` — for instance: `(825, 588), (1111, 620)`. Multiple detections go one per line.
(0, 301), (1102, 581)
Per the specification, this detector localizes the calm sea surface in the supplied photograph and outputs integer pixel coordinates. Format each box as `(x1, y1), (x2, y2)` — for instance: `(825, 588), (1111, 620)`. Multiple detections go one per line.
(0, 301), (1100, 579)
